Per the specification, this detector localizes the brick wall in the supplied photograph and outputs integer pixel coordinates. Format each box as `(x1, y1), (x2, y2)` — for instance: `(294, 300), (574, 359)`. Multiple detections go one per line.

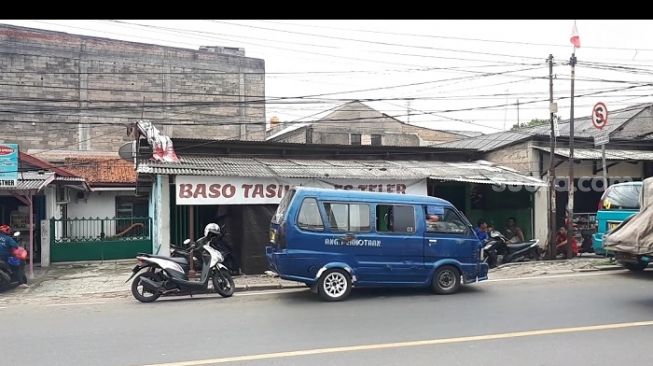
(0, 25), (265, 151)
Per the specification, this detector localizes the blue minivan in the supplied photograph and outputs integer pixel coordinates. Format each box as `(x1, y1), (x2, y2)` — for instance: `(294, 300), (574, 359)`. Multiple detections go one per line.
(592, 181), (643, 255)
(265, 187), (489, 301)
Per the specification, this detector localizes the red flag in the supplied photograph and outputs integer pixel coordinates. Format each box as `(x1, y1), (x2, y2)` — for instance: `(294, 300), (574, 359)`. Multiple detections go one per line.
(570, 21), (581, 48)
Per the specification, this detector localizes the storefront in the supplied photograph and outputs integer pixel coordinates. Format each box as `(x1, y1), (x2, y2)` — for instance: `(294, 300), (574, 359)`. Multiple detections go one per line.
(137, 140), (545, 274)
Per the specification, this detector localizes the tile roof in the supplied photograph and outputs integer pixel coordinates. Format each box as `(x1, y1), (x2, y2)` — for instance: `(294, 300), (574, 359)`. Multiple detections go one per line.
(63, 157), (136, 185)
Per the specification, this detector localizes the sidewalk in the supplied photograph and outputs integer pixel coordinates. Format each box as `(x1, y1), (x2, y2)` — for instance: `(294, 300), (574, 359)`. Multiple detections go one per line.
(0, 254), (622, 305)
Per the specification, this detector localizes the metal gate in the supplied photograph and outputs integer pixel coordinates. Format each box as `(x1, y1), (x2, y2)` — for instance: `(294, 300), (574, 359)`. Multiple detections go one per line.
(50, 217), (152, 262)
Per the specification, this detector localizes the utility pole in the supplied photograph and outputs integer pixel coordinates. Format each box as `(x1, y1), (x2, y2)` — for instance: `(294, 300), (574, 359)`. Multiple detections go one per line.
(566, 52), (578, 258)
(547, 54), (557, 259)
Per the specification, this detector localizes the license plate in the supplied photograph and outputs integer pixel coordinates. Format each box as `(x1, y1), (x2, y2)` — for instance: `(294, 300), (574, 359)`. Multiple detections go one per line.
(608, 222), (621, 231)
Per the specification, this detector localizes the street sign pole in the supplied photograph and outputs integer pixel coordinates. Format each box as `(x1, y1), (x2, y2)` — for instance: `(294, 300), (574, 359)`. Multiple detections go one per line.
(592, 102), (609, 192)
(602, 144), (607, 191)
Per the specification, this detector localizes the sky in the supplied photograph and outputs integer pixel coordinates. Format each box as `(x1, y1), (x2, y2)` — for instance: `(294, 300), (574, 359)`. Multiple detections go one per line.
(2, 19), (653, 134)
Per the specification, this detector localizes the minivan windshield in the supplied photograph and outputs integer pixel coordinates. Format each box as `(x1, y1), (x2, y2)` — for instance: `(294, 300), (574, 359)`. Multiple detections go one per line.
(601, 183), (642, 210)
(272, 189), (296, 224)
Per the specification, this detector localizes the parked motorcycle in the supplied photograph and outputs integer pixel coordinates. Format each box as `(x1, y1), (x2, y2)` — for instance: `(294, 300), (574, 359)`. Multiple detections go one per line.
(171, 229), (239, 276)
(126, 236), (235, 303)
(0, 232), (27, 292)
(482, 230), (541, 268)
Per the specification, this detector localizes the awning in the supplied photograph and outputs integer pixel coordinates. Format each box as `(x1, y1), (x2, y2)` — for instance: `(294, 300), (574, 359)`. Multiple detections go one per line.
(0, 171), (55, 192)
(138, 156), (546, 187)
(535, 146), (653, 161)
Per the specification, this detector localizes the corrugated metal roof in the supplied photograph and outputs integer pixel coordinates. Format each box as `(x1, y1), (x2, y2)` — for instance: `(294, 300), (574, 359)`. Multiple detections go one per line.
(0, 172), (54, 191)
(435, 131), (533, 152)
(436, 105), (653, 153)
(138, 156), (546, 186)
(535, 146), (653, 161)
(531, 105), (646, 139)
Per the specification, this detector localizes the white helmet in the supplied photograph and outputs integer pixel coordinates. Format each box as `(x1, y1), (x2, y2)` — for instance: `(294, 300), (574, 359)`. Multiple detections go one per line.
(204, 223), (221, 236)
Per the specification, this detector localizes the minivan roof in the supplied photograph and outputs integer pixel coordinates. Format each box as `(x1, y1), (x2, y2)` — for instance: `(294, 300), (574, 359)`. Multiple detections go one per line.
(293, 186), (452, 206)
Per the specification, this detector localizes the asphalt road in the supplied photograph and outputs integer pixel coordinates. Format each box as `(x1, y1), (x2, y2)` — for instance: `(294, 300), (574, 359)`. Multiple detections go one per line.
(2, 270), (653, 366)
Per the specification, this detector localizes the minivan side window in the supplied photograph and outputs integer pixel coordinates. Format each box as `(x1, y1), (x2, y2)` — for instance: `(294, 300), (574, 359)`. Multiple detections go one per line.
(273, 189), (295, 224)
(425, 206), (469, 234)
(297, 198), (324, 231)
(323, 203), (371, 232)
(376, 205), (415, 233)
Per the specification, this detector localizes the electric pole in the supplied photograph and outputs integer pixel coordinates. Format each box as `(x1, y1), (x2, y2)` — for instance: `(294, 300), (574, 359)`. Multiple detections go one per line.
(566, 52), (578, 259)
(547, 54), (557, 259)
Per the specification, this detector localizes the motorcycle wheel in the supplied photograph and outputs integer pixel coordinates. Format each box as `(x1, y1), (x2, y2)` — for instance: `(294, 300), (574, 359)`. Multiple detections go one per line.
(212, 269), (235, 298)
(131, 272), (161, 303)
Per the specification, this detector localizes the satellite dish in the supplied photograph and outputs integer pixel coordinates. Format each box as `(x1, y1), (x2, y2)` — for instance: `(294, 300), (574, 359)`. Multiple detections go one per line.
(118, 141), (136, 161)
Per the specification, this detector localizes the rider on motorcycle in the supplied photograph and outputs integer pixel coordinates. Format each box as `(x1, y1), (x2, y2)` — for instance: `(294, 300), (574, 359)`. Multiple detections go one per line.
(0, 224), (27, 288)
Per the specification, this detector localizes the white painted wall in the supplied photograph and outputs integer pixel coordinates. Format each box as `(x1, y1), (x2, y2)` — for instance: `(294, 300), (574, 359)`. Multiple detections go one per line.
(150, 175), (170, 256)
(67, 191), (118, 219)
(533, 186), (549, 249)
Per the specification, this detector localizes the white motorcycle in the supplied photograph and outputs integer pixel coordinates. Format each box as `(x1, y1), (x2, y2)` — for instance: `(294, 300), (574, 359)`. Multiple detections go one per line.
(127, 236), (235, 303)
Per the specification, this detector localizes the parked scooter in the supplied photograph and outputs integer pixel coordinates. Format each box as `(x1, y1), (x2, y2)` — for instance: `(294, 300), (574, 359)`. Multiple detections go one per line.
(0, 232), (28, 292)
(171, 227), (239, 275)
(126, 224), (235, 303)
(482, 230), (541, 268)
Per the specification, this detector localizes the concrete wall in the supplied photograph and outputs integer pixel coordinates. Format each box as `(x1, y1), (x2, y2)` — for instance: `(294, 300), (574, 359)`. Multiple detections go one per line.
(483, 142), (536, 176)
(268, 102), (463, 146)
(0, 25), (265, 151)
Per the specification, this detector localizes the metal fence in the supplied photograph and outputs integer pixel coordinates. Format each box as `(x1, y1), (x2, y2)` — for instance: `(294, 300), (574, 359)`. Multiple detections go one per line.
(50, 217), (152, 262)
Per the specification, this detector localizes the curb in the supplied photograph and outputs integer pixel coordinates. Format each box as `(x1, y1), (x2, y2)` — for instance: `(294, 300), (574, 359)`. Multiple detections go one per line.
(235, 283), (306, 292)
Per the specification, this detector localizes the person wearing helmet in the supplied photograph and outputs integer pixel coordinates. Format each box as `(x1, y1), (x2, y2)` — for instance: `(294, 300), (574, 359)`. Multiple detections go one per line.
(0, 224), (27, 288)
(203, 223), (239, 275)
(0, 224), (18, 263)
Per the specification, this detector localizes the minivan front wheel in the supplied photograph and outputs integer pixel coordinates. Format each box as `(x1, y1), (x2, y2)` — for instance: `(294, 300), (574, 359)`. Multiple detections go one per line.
(432, 265), (461, 295)
(318, 268), (352, 301)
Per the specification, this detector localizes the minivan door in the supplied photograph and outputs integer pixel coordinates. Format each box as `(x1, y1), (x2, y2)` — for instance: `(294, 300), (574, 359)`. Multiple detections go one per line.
(372, 204), (426, 284)
(423, 205), (481, 280)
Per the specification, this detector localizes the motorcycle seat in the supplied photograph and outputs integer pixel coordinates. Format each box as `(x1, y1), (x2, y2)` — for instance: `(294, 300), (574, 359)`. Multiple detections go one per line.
(506, 242), (535, 251)
(140, 254), (188, 265)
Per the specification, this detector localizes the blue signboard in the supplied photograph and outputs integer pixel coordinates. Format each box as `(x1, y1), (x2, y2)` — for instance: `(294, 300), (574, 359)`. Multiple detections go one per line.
(0, 144), (19, 188)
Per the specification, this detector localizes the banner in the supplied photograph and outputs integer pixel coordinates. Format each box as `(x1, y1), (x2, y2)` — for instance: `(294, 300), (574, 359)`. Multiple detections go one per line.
(0, 144), (18, 188)
(175, 176), (427, 205)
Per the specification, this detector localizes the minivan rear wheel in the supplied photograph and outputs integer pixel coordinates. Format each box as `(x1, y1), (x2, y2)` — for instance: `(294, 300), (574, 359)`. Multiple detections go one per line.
(318, 269), (352, 301)
(432, 265), (461, 295)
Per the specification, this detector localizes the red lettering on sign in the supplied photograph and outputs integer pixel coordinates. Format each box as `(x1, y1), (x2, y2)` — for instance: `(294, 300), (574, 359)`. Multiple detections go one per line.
(396, 184), (406, 194)
(179, 184), (193, 198)
(386, 184), (395, 193)
(193, 184), (207, 198)
(0, 145), (14, 155)
(252, 184), (264, 198)
(209, 184), (221, 198)
(265, 184), (277, 198)
(242, 184), (253, 198)
(222, 184), (236, 198)
(358, 185), (367, 191)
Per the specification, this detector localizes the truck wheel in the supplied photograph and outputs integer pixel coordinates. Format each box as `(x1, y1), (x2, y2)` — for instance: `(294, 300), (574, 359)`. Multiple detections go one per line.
(317, 268), (352, 301)
(432, 265), (461, 295)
